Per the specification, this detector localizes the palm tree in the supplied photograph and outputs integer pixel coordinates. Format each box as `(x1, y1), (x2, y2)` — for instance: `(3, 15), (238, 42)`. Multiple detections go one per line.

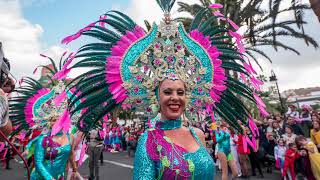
(177, 0), (318, 69)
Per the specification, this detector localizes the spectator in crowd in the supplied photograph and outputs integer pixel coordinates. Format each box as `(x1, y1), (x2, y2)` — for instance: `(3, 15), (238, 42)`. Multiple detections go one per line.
(263, 133), (276, 173)
(286, 105), (300, 120)
(311, 112), (320, 122)
(296, 135), (320, 180)
(310, 119), (320, 151)
(299, 104), (312, 137)
(266, 119), (274, 134)
(237, 131), (250, 178)
(246, 127), (264, 178)
(230, 129), (242, 177)
(282, 126), (297, 146)
(272, 121), (283, 140)
(87, 127), (104, 180)
(274, 113), (285, 128)
(284, 116), (304, 136)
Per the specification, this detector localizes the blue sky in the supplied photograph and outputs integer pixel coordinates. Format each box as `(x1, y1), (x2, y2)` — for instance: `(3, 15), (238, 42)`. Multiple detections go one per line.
(22, 0), (127, 48)
(0, 0), (320, 91)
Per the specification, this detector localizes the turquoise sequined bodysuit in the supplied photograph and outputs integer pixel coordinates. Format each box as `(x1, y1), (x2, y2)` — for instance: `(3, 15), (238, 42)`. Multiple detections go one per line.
(215, 130), (231, 156)
(133, 122), (215, 180)
(30, 134), (71, 180)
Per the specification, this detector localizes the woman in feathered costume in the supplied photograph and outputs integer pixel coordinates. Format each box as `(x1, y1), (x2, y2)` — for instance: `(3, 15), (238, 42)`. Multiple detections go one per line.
(63, 0), (268, 179)
(9, 53), (82, 180)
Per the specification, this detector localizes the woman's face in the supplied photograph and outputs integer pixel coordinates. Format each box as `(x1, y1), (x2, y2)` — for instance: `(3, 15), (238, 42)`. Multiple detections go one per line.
(159, 79), (186, 120)
(312, 115), (319, 121)
(313, 120), (320, 129)
(272, 122), (279, 128)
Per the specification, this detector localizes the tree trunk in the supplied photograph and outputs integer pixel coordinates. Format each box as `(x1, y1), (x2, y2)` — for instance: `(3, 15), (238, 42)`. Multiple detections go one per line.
(310, 0), (320, 22)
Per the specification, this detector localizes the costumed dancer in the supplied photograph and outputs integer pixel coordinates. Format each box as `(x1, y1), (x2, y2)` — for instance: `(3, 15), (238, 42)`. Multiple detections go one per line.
(61, 0), (269, 179)
(215, 122), (238, 180)
(9, 53), (83, 180)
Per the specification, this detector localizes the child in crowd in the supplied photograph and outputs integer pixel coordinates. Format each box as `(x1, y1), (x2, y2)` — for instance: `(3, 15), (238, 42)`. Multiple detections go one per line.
(283, 143), (300, 180)
(274, 138), (286, 175)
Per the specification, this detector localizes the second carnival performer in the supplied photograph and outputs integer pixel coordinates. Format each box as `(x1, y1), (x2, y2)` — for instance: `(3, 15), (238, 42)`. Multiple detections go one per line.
(9, 53), (84, 180)
(62, 0), (269, 179)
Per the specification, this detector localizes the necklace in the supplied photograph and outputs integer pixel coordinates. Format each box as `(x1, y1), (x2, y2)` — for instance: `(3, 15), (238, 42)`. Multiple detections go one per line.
(157, 118), (182, 130)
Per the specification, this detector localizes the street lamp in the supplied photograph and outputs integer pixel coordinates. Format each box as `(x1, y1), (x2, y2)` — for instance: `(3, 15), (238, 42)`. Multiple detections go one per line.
(269, 70), (285, 116)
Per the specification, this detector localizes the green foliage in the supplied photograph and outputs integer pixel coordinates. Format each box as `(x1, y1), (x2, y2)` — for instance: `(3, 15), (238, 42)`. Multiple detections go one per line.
(177, 0), (318, 69)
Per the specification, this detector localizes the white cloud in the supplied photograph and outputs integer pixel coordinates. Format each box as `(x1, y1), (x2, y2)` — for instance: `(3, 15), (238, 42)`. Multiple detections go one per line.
(0, 0), (66, 81)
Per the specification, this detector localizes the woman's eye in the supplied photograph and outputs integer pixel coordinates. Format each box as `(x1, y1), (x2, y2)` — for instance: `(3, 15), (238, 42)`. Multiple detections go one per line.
(163, 91), (171, 95)
(177, 91), (185, 96)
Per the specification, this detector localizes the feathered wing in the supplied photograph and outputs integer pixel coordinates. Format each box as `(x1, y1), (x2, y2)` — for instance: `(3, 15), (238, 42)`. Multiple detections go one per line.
(9, 53), (83, 135)
(9, 77), (46, 135)
(66, 11), (143, 133)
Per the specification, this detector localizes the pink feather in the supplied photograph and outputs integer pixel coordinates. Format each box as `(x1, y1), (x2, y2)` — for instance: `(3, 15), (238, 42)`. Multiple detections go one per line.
(209, 3), (223, 9)
(51, 110), (71, 136)
(227, 19), (239, 30)
(0, 142), (4, 152)
(243, 135), (248, 153)
(53, 91), (67, 106)
(99, 15), (107, 27)
(80, 120), (84, 128)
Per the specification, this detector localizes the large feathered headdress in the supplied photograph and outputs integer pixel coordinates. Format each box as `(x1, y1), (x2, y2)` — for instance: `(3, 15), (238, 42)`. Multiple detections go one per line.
(64, 0), (267, 133)
(9, 53), (83, 136)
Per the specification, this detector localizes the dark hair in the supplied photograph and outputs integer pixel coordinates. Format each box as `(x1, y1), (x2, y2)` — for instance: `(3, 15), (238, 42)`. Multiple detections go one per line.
(311, 112), (320, 120)
(288, 142), (296, 148)
(277, 138), (285, 144)
(295, 135), (307, 146)
(285, 125), (294, 132)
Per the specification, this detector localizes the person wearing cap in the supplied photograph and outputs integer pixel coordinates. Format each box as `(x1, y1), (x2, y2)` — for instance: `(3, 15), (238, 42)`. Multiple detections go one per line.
(286, 104), (300, 121)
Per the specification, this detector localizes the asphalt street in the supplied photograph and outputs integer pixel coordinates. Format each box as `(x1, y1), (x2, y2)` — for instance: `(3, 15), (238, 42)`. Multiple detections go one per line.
(0, 151), (281, 180)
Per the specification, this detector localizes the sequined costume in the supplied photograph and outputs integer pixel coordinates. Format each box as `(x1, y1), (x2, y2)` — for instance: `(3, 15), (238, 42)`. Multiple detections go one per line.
(134, 120), (214, 180)
(216, 130), (232, 158)
(30, 134), (71, 180)
(9, 53), (84, 179)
